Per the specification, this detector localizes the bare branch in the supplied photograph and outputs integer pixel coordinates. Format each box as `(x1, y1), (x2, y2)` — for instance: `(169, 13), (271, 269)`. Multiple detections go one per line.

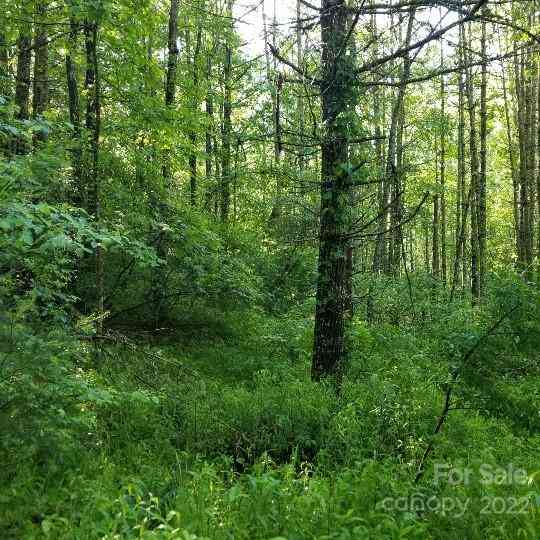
(355, 0), (487, 74)
(268, 43), (322, 85)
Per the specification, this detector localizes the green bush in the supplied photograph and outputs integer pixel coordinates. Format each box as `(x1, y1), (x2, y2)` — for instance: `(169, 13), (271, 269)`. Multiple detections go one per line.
(163, 370), (334, 467)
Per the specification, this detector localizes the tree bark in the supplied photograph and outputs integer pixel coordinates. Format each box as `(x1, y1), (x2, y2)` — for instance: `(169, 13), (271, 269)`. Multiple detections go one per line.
(84, 18), (103, 335)
(188, 26), (202, 207)
(221, 20), (232, 222)
(0, 28), (10, 99)
(477, 12), (488, 298)
(440, 39), (447, 286)
(464, 24), (480, 302)
(66, 16), (82, 203)
(296, 0), (305, 167)
(386, 8), (415, 275)
(165, 0), (179, 107)
(499, 34), (519, 259)
(536, 55), (540, 269)
(311, 0), (354, 383)
(151, 0), (180, 326)
(513, 42), (536, 274)
(451, 42), (470, 301)
(263, 6), (284, 223)
(205, 53), (214, 211)
(371, 9), (386, 275)
(15, 26), (32, 123)
(162, 0), (179, 187)
(32, 0), (49, 124)
(0, 25), (12, 157)
(432, 152), (440, 280)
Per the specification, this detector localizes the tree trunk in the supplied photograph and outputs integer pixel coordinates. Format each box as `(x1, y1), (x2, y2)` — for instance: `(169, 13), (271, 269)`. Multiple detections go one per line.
(514, 43), (536, 274)
(221, 35), (232, 222)
(0, 28), (10, 99)
(32, 0), (49, 125)
(84, 18), (103, 335)
(165, 0), (179, 107)
(477, 12), (488, 298)
(386, 8), (415, 275)
(536, 56), (540, 269)
(464, 24), (480, 302)
(263, 6), (284, 223)
(269, 73), (283, 221)
(162, 0), (179, 185)
(15, 32), (31, 121)
(451, 25), (469, 299)
(188, 26), (202, 207)
(499, 35), (519, 259)
(0, 26), (12, 157)
(205, 54), (214, 210)
(371, 10), (386, 275)
(432, 153), (440, 280)
(296, 0), (305, 167)
(151, 0), (179, 326)
(311, 0), (354, 383)
(439, 41), (447, 286)
(213, 130), (220, 216)
(66, 16), (82, 203)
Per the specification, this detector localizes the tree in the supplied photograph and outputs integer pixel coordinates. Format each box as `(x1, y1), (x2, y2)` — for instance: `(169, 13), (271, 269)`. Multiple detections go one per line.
(187, 24), (202, 207)
(15, 20), (31, 122)
(163, 0), (180, 185)
(311, 0), (356, 382)
(0, 26), (10, 99)
(220, 0), (234, 223)
(65, 9), (82, 202)
(32, 0), (49, 124)
(83, 9), (103, 334)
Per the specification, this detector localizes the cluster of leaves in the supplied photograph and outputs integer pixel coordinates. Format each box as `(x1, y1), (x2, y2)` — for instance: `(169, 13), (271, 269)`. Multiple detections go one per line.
(0, 109), (162, 484)
(0, 202), (158, 481)
(0, 202), (158, 313)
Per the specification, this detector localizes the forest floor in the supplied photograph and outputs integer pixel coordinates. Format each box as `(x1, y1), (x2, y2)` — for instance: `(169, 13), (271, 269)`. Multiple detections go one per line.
(3, 308), (540, 539)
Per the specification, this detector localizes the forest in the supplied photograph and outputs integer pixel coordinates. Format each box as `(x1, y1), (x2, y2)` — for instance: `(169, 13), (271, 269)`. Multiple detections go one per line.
(1, 0), (539, 537)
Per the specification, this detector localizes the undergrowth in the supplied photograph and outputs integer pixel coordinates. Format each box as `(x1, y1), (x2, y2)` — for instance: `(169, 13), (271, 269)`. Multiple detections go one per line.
(2, 288), (539, 539)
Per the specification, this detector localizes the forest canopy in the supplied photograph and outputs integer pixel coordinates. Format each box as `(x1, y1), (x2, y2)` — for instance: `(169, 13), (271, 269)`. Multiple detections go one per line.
(0, 0), (539, 538)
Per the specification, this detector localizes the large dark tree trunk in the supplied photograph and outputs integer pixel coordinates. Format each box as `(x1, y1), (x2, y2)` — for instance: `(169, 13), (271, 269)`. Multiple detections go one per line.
(311, 0), (354, 383)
